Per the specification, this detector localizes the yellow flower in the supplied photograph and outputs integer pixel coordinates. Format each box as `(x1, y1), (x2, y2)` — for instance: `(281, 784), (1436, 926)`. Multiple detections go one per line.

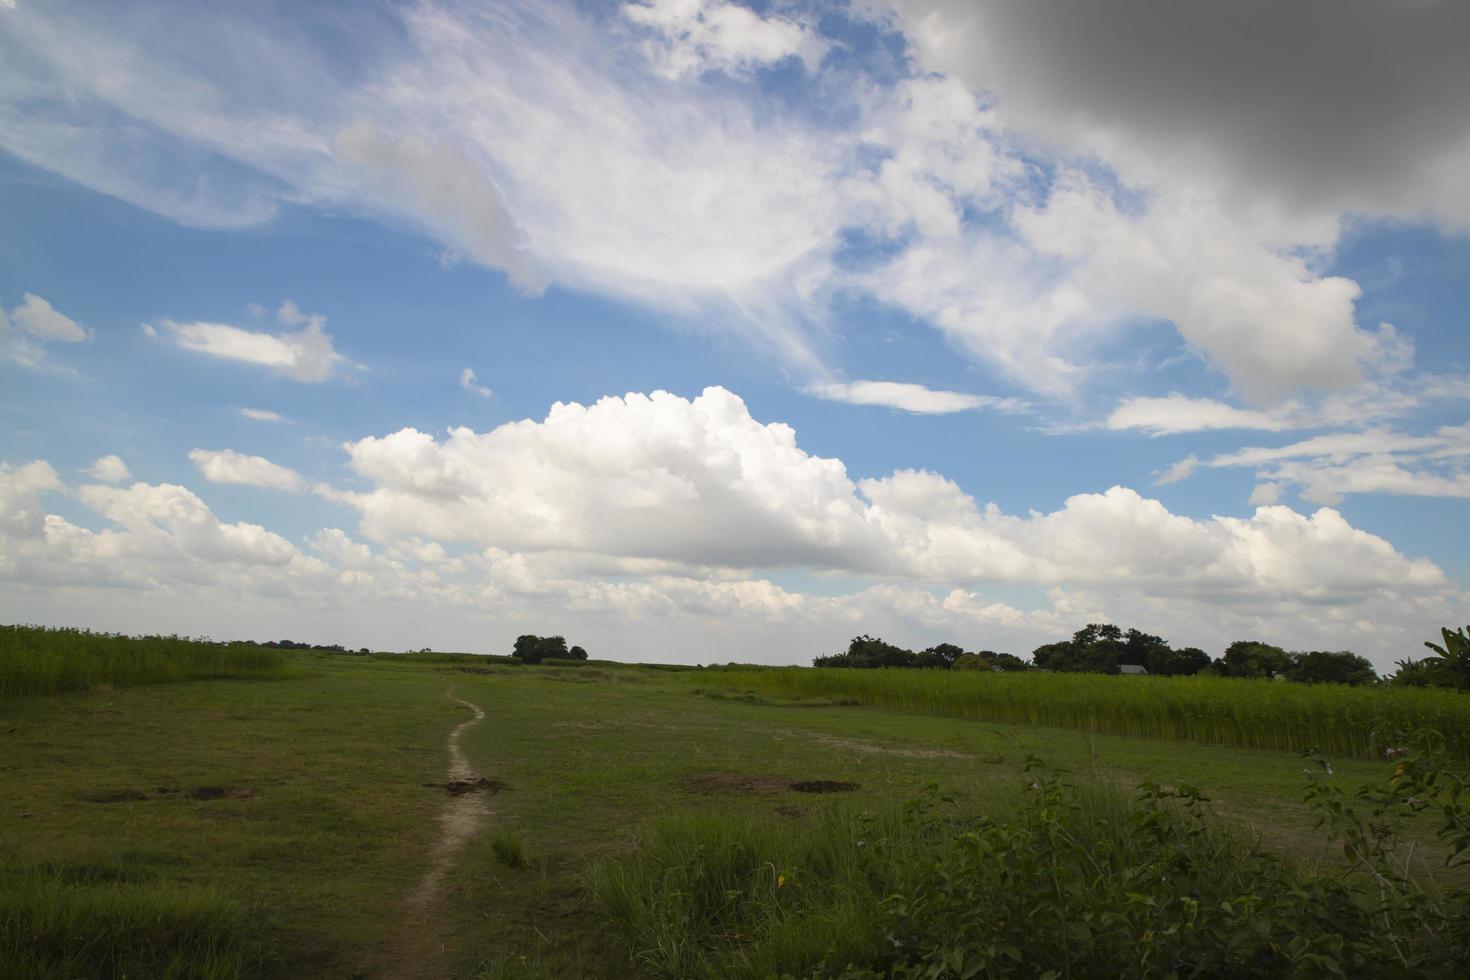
(777, 875), (786, 888)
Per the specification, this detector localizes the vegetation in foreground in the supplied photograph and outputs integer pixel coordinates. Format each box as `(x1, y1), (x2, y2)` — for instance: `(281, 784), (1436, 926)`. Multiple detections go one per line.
(0, 625), (291, 698)
(5, 626), (1470, 978)
(595, 741), (1470, 978)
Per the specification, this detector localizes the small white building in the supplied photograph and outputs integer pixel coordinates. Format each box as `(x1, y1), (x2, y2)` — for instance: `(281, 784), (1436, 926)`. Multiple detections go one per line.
(1119, 664), (1149, 675)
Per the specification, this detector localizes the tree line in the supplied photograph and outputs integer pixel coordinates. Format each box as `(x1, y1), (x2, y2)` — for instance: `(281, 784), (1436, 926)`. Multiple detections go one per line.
(512, 634), (589, 664)
(813, 623), (1470, 688)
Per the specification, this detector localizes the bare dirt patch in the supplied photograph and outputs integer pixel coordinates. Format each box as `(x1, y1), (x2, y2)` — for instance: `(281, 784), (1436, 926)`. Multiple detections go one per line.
(425, 776), (508, 797)
(685, 773), (861, 795)
(80, 786), (257, 803)
(790, 780), (859, 794)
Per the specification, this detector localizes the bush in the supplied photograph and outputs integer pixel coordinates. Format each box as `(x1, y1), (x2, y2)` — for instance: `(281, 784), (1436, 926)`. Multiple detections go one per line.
(595, 746), (1470, 979)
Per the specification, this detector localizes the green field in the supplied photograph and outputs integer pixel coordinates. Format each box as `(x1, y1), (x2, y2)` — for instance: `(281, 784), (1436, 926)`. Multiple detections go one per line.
(3, 637), (1469, 977)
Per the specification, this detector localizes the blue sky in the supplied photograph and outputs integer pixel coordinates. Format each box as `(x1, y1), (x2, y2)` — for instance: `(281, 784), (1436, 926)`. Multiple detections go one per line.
(2, 0), (1467, 669)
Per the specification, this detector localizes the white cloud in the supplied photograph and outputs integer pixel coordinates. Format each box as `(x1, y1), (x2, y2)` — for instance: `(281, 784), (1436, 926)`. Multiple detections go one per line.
(158, 307), (342, 382)
(805, 379), (1020, 415)
(1153, 455), (1198, 486)
(0, 459), (62, 539)
(459, 368), (493, 399)
(1, 292), (87, 368)
(1249, 482), (1283, 506)
(85, 455), (131, 483)
(188, 449), (304, 492)
(10, 293), (86, 342)
(334, 121), (542, 291)
(1108, 395), (1296, 435)
(240, 407), (285, 423)
(622, 0), (828, 79)
(1205, 425), (1470, 505)
(2, 387), (1460, 669)
(327, 386), (1444, 603)
(3, 0), (1435, 406)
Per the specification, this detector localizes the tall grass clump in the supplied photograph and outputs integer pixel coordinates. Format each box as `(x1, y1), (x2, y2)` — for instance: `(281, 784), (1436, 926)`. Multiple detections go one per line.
(594, 750), (1470, 978)
(0, 625), (290, 699)
(688, 667), (1470, 763)
(0, 861), (271, 979)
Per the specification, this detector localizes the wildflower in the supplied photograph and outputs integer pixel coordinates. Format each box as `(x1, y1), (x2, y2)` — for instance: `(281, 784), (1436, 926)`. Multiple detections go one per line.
(777, 874), (785, 888)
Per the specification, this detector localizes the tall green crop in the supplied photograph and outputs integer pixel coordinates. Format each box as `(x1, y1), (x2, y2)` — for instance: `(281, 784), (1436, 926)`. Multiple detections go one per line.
(687, 667), (1470, 763)
(0, 624), (290, 698)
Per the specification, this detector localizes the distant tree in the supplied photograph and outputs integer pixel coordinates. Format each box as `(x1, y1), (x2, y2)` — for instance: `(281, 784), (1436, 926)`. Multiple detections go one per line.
(1122, 629), (1171, 670)
(814, 635), (915, 669)
(1286, 650), (1377, 686)
(922, 642), (965, 669)
(1151, 646), (1211, 677)
(512, 634), (572, 664)
(567, 645), (589, 661)
(1213, 640), (1292, 679)
(956, 650), (1031, 672)
(1031, 640), (1075, 672)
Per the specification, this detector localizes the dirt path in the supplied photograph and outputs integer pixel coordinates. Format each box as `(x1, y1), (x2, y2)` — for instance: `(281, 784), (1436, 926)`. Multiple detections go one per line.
(376, 693), (491, 980)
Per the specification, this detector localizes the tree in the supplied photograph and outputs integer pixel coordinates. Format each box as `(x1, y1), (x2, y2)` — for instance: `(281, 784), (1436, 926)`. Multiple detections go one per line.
(1213, 640), (1291, 679)
(1151, 646), (1211, 677)
(1425, 625), (1470, 691)
(512, 634), (571, 664)
(568, 645), (589, 661)
(1286, 651), (1377, 686)
(814, 635), (915, 669)
(921, 642), (965, 669)
(1122, 629), (1171, 671)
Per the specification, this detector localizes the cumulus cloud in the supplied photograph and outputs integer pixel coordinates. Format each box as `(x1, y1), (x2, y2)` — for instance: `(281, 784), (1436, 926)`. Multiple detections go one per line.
(85, 455), (131, 483)
(156, 303), (342, 382)
(622, 0), (828, 78)
(1, 383), (1460, 668)
(327, 386), (1444, 602)
(459, 368), (493, 399)
(188, 449), (304, 492)
(805, 379), (1021, 415)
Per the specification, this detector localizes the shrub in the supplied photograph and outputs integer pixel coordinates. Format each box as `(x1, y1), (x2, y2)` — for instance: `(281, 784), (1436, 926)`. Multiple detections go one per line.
(595, 747), (1470, 979)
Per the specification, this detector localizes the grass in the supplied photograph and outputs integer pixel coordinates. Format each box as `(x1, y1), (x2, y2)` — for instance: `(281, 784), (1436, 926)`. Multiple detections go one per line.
(0, 625), (291, 698)
(593, 767), (1470, 978)
(487, 829), (525, 870)
(684, 665), (1470, 762)
(1, 860), (270, 979)
(3, 636), (1468, 977)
